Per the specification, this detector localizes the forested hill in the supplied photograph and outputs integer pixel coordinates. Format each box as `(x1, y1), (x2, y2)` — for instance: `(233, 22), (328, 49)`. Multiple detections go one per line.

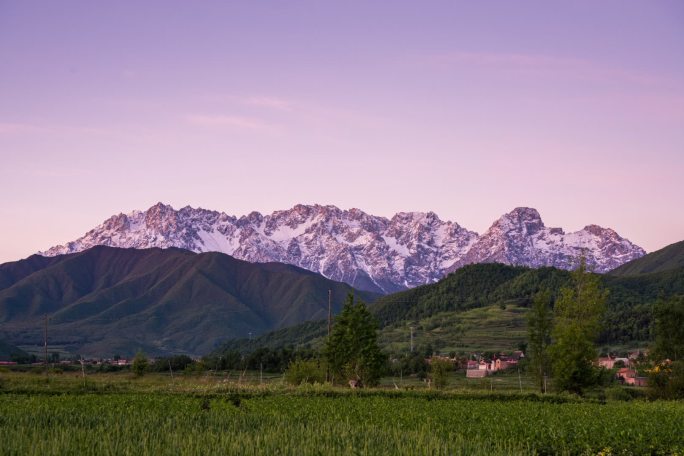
(371, 264), (571, 326)
(217, 260), (684, 355)
(609, 240), (684, 276)
(0, 339), (29, 362)
(0, 246), (377, 356)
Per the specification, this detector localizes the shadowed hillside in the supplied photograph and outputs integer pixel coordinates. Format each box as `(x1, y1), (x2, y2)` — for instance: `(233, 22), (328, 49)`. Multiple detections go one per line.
(0, 246), (377, 356)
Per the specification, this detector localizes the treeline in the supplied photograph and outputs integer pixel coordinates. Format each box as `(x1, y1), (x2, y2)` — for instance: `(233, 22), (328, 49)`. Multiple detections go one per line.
(203, 347), (319, 373)
(210, 262), (684, 365)
(372, 263), (684, 345)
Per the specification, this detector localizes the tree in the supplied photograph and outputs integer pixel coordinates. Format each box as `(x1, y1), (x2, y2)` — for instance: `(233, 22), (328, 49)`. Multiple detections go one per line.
(527, 290), (553, 393)
(649, 295), (684, 398)
(132, 351), (148, 377)
(325, 294), (386, 387)
(550, 258), (607, 394)
(652, 295), (684, 362)
(430, 358), (451, 389)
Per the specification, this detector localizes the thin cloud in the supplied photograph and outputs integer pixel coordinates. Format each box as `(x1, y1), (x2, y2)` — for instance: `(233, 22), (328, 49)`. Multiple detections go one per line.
(243, 96), (293, 111)
(0, 122), (43, 135)
(422, 51), (676, 87)
(0, 122), (109, 136)
(186, 114), (275, 131)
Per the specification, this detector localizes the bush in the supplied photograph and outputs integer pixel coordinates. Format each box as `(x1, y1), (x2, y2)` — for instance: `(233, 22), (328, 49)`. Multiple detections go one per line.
(430, 359), (452, 389)
(604, 386), (632, 402)
(284, 359), (326, 386)
(648, 360), (684, 399)
(131, 351), (148, 377)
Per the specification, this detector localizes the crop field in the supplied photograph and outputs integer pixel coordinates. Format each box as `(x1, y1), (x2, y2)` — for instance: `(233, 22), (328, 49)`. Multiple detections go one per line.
(380, 304), (530, 354)
(1, 373), (683, 455)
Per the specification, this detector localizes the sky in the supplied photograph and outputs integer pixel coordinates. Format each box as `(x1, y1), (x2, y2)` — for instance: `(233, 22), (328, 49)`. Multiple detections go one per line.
(1, 1), (683, 263)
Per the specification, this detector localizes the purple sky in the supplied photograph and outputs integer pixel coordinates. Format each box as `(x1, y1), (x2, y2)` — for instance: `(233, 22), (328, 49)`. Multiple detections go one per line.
(1, 1), (683, 263)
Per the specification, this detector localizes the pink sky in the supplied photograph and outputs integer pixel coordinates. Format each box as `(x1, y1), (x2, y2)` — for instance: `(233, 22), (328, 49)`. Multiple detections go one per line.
(1, 1), (683, 263)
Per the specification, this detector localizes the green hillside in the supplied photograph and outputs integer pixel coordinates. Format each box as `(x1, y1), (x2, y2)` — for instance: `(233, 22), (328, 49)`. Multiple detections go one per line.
(0, 339), (29, 362)
(609, 240), (684, 276)
(216, 262), (684, 356)
(0, 246), (376, 356)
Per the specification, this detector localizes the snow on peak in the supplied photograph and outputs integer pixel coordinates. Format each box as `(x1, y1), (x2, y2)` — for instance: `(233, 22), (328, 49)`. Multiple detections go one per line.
(449, 209), (644, 273)
(39, 203), (644, 292)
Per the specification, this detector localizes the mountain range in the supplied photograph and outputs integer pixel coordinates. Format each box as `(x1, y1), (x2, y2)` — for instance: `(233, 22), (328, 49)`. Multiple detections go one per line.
(217, 240), (684, 356)
(41, 203), (646, 293)
(0, 246), (375, 356)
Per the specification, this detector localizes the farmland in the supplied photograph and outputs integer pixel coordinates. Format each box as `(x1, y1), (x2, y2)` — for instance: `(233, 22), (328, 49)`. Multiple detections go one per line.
(1, 372), (683, 455)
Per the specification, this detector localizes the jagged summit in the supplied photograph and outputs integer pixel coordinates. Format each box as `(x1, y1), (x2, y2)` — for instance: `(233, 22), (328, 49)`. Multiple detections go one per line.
(492, 207), (545, 236)
(40, 203), (645, 293)
(447, 208), (645, 273)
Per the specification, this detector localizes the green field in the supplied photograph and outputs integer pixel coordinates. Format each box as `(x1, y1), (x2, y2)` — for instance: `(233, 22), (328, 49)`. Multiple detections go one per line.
(380, 304), (529, 353)
(1, 372), (683, 455)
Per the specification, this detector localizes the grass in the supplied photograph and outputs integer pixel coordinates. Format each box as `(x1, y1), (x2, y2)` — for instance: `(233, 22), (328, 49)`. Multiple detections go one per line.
(1, 371), (683, 455)
(380, 304), (530, 353)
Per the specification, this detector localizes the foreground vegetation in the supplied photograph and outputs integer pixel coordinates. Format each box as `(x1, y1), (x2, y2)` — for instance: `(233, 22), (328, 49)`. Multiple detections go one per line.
(1, 372), (683, 455)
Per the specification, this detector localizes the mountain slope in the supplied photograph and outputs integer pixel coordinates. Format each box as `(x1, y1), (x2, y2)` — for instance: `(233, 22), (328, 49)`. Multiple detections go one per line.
(608, 240), (684, 276)
(0, 339), (29, 362)
(40, 203), (644, 292)
(0, 246), (376, 356)
(217, 262), (684, 355)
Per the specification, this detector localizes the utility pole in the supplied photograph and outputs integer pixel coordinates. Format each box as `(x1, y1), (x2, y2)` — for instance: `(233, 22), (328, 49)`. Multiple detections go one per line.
(409, 325), (414, 353)
(43, 314), (48, 378)
(326, 289), (332, 383)
(327, 289), (332, 337)
(80, 356), (86, 386)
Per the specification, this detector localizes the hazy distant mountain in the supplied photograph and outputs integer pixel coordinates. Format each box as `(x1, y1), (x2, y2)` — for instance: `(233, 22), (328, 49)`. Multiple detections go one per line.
(0, 246), (375, 356)
(41, 203), (645, 293)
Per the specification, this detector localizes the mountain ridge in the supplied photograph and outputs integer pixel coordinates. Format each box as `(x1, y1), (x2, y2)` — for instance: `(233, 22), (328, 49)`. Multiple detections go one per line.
(40, 203), (645, 293)
(0, 246), (376, 356)
(608, 240), (684, 276)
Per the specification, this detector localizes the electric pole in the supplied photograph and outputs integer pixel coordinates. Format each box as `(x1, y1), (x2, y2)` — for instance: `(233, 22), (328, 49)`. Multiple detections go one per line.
(43, 314), (48, 378)
(409, 325), (414, 353)
(327, 289), (332, 337)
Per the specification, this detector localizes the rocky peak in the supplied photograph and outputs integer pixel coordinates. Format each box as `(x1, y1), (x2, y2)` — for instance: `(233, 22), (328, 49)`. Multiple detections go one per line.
(495, 207), (545, 235)
(582, 224), (614, 237)
(39, 203), (645, 292)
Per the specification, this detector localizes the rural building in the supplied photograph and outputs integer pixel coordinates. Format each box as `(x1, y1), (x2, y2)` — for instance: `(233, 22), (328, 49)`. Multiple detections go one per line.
(616, 368), (647, 386)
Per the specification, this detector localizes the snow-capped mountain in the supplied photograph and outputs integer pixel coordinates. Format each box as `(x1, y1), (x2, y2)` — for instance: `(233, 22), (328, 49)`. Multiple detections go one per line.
(40, 203), (645, 293)
(41, 203), (478, 293)
(446, 207), (645, 273)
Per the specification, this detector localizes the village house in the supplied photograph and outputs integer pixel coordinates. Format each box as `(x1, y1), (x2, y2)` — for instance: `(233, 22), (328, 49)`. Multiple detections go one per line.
(598, 356), (631, 370)
(616, 368), (648, 387)
(465, 352), (523, 378)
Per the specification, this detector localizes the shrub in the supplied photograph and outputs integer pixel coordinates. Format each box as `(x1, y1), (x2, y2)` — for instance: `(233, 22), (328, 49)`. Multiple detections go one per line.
(131, 351), (148, 377)
(284, 359), (326, 385)
(604, 386), (632, 402)
(430, 359), (452, 389)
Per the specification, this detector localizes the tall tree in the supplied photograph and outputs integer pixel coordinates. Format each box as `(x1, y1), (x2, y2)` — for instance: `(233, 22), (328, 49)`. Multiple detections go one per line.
(527, 290), (553, 393)
(550, 258), (608, 394)
(325, 294), (385, 387)
(131, 351), (148, 377)
(652, 295), (684, 362)
(649, 295), (684, 398)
